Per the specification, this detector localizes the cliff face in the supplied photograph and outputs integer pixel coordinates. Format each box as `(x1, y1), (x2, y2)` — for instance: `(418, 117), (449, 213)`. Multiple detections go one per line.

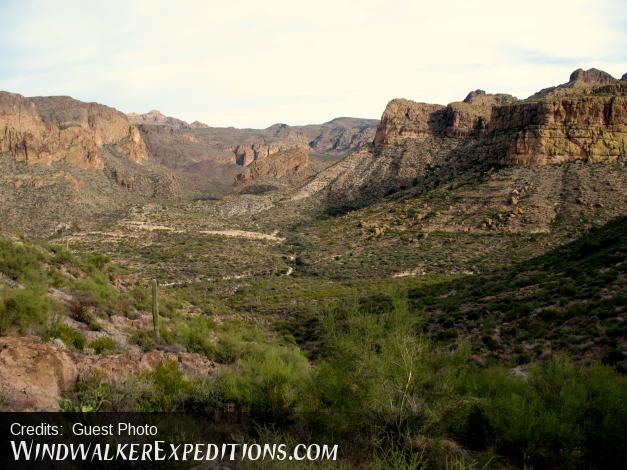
(232, 142), (305, 166)
(373, 99), (445, 149)
(0, 93), (179, 236)
(131, 113), (313, 193)
(127, 109), (192, 130)
(129, 111), (378, 194)
(0, 92), (148, 170)
(303, 69), (626, 210)
(235, 145), (310, 185)
(444, 91), (517, 137)
(294, 117), (379, 155)
(531, 68), (620, 99)
(483, 83), (627, 165)
(373, 91), (519, 148)
(371, 69), (626, 167)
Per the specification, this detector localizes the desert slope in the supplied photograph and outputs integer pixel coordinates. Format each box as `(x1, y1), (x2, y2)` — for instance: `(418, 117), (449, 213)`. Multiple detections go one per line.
(0, 93), (178, 235)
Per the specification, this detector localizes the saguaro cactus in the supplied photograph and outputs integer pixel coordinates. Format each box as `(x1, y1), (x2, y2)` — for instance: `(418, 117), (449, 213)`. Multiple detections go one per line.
(152, 279), (160, 337)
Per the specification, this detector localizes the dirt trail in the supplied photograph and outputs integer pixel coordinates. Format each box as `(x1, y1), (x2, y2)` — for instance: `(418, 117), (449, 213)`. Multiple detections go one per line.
(70, 222), (285, 244)
(198, 229), (285, 242)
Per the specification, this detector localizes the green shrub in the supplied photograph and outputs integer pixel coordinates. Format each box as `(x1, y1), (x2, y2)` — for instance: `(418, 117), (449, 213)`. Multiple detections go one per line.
(61, 373), (113, 412)
(72, 273), (119, 312)
(455, 357), (627, 468)
(218, 343), (312, 419)
(0, 286), (51, 335)
(130, 329), (162, 351)
(168, 316), (217, 358)
(136, 361), (217, 412)
(90, 336), (117, 355)
(312, 296), (469, 439)
(44, 324), (86, 350)
(0, 238), (47, 284)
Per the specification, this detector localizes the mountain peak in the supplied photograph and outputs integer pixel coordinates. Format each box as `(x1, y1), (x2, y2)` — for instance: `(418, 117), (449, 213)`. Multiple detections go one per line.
(463, 90), (486, 103)
(127, 110), (189, 129)
(568, 68), (616, 86)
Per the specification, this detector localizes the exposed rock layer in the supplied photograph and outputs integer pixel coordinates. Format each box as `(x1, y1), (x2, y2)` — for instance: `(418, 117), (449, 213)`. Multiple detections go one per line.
(483, 83), (627, 165)
(0, 92), (148, 169)
(301, 69), (627, 209)
(0, 336), (215, 411)
(130, 111), (378, 193)
(235, 145), (310, 185)
(131, 116), (315, 192)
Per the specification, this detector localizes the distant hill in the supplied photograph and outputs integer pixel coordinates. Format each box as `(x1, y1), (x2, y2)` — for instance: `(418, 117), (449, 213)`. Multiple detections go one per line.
(128, 110), (378, 194)
(294, 68), (627, 211)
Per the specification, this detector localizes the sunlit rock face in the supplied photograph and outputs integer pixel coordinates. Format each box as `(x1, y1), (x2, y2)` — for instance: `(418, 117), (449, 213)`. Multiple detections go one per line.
(0, 92), (148, 170)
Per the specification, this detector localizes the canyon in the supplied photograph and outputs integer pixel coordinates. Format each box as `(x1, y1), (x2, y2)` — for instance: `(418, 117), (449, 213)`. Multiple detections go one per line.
(0, 68), (625, 415)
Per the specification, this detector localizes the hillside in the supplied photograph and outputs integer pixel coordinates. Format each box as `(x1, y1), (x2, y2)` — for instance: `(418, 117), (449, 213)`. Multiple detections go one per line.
(295, 69), (626, 212)
(0, 92), (179, 236)
(294, 116), (379, 154)
(129, 111), (378, 195)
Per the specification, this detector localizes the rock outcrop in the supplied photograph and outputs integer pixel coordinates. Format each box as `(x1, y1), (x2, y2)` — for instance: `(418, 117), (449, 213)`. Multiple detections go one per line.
(373, 92), (518, 147)
(0, 336), (216, 411)
(299, 68), (626, 209)
(483, 82), (627, 165)
(368, 68), (627, 167)
(235, 144), (310, 185)
(295, 117), (379, 155)
(0, 92), (180, 236)
(0, 92), (148, 170)
(232, 142), (301, 166)
(532, 68), (622, 98)
(132, 115), (313, 193)
(373, 99), (445, 149)
(443, 91), (517, 137)
(128, 109), (192, 130)
(130, 109), (378, 193)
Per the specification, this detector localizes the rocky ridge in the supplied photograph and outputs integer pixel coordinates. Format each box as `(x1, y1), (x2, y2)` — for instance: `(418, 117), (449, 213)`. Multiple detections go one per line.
(129, 111), (378, 193)
(0, 93), (179, 235)
(482, 82), (627, 165)
(299, 68), (627, 209)
(1, 92), (149, 169)
(132, 118), (312, 192)
(295, 117), (379, 155)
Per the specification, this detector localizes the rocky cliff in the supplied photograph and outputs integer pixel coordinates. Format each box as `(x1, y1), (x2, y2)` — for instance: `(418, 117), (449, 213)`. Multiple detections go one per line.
(299, 69), (627, 209)
(294, 117), (379, 155)
(235, 145), (310, 186)
(0, 93), (179, 235)
(127, 109), (193, 130)
(0, 92), (148, 170)
(232, 141), (306, 166)
(482, 82), (627, 165)
(373, 99), (445, 149)
(444, 90), (517, 137)
(531, 68), (620, 99)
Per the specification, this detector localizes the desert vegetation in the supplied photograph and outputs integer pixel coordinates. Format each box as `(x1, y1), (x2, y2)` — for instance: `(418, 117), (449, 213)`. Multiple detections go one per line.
(61, 289), (627, 468)
(1, 197), (625, 468)
(20, 217), (617, 468)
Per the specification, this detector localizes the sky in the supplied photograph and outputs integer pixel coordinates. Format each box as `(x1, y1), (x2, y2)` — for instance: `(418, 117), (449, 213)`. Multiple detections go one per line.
(1, 0), (625, 128)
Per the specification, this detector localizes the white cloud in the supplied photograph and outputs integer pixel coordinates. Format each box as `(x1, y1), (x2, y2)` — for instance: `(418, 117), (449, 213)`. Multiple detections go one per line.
(1, 0), (625, 127)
